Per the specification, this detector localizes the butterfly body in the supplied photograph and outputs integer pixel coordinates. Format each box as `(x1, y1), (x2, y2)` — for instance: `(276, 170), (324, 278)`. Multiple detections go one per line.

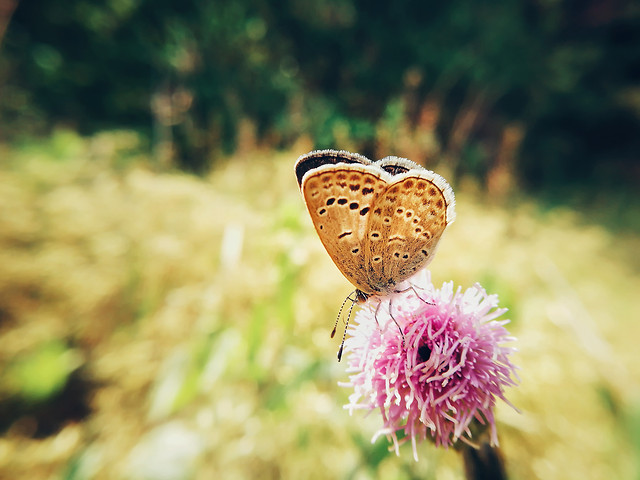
(296, 150), (455, 298)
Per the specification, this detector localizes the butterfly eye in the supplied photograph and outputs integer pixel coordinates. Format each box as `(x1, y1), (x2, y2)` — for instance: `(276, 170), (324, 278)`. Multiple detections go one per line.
(326, 197), (336, 206)
(349, 202), (359, 210)
(359, 207), (370, 216)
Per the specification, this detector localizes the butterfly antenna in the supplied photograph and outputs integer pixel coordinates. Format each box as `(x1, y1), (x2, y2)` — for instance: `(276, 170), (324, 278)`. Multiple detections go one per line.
(337, 299), (356, 362)
(332, 291), (356, 338)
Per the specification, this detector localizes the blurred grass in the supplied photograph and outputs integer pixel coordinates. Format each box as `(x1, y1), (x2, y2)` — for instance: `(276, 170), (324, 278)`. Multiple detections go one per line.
(0, 130), (639, 479)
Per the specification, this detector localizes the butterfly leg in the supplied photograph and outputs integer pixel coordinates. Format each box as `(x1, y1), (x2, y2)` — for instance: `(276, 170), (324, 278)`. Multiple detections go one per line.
(371, 298), (405, 348)
(372, 298), (383, 330)
(387, 298), (406, 348)
(393, 281), (435, 306)
(408, 284), (435, 305)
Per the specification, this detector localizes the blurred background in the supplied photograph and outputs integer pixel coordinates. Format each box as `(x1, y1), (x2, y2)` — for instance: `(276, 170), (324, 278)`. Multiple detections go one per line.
(1, 1), (639, 479)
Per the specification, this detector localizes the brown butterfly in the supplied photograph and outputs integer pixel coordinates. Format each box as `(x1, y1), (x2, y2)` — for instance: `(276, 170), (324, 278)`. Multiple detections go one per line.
(295, 150), (456, 358)
(296, 149), (455, 297)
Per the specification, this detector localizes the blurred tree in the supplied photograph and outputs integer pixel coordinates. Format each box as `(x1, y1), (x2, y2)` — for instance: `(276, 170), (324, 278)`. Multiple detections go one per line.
(1, 0), (294, 171)
(266, 0), (639, 189)
(1, 0), (638, 187)
(0, 0), (17, 46)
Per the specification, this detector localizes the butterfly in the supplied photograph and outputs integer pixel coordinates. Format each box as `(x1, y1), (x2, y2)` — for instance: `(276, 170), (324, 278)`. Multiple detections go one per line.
(296, 149), (456, 301)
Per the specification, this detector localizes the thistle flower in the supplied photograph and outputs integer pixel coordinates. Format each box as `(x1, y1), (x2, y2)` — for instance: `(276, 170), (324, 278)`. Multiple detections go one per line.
(341, 270), (518, 461)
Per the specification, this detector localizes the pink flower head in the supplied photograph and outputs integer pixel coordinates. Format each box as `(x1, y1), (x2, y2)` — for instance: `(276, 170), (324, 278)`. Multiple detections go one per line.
(341, 270), (518, 460)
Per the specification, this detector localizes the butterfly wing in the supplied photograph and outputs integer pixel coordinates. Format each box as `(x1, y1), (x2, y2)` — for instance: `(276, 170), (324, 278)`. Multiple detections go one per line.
(295, 149), (372, 188)
(365, 169), (456, 293)
(301, 163), (388, 295)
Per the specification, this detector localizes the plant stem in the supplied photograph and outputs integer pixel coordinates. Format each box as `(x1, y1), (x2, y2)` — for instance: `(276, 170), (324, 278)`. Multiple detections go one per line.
(461, 442), (507, 480)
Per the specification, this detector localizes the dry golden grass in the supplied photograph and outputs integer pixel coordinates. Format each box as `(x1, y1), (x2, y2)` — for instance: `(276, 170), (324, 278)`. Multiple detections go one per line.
(0, 130), (638, 479)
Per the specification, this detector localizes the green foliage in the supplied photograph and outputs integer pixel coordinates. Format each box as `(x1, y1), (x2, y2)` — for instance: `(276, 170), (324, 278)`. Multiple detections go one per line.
(2, 0), (638, 188)
(2, 341), (79, 402)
